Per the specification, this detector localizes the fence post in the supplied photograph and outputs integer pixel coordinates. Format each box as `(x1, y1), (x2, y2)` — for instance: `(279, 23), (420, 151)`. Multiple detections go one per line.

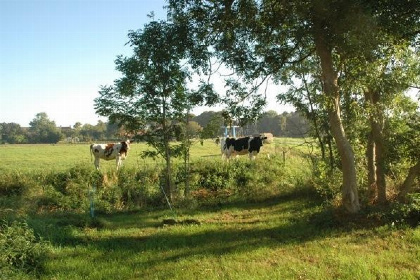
(89, 184), (96, 218)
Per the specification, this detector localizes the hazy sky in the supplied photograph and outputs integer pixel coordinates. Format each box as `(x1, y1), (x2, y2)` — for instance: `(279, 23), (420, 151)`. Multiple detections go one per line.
(0, 0), (292, 127)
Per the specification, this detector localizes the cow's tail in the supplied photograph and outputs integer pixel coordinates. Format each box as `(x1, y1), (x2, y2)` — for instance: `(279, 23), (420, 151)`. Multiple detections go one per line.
(90, 144), (94, 161)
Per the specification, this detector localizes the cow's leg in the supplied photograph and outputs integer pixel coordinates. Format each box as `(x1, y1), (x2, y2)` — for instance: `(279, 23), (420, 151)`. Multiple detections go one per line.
(94, 158), (100, 170)
(249, 151), (257, 160)
(224, 150), (232, 161)
(116, 156), (121, 170)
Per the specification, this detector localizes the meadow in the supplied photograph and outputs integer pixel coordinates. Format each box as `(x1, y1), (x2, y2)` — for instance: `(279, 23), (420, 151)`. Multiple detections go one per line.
(0, 138), (307, 173)
(0, 138), (419, 279)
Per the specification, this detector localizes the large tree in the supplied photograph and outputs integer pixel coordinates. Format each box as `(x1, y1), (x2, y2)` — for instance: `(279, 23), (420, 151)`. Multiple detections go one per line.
(95, 19), (215, 200)
(169, 0), (419, 212)
(29, 112), (62, 144)
(0, 123), (27, 144)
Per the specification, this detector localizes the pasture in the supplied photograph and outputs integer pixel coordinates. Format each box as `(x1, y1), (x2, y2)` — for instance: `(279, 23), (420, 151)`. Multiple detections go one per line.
(0, 138), (307, 173)
(0, 138), (419, 279)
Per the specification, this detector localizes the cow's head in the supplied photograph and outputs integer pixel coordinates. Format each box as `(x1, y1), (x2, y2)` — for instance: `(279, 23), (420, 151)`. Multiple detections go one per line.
(120, 140), (130, 156)
(253, 135), (267, 148)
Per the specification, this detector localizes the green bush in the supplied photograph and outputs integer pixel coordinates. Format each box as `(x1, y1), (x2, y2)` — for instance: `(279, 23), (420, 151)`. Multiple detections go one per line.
(122, 168), (162, 208)
(389, 194), (420, 227)
(37, 185), (68, 211)
(311, 160), (342, 201)
(194, 161), (233, 191)
(30, 155), (313, 212)
(0, 220), (48, 276)
(44, 165), (97, 195)
(179, 158), (297, 204)
(0, 172), (33, 196)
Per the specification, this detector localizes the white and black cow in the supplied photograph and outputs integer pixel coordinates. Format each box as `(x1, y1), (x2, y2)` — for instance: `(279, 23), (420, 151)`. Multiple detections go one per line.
(90, 140), (130, 170)
(222, 135), (267, 160)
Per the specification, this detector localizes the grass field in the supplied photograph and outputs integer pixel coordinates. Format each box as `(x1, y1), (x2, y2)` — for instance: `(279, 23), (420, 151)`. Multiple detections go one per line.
(27, 193), (420, 279)
(1, 138), (419, 279)
(0, 138), (308, 173)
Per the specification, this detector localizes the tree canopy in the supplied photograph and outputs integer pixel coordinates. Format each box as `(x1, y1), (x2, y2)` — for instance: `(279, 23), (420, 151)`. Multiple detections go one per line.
(168, 0), (419, 212)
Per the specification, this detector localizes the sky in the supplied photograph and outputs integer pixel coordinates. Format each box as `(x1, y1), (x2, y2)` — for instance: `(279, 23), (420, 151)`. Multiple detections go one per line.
(0, 0), (292, 127)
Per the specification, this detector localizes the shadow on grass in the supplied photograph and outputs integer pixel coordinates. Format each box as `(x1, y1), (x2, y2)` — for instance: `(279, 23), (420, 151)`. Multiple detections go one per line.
(27, 187), (342, 273)
(31, 186), (413, 277)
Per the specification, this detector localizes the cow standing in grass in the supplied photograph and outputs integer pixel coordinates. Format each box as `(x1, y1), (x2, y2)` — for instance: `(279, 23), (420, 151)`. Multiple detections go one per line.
(222, 135), (267, 160)
(90, 140), (130, 170)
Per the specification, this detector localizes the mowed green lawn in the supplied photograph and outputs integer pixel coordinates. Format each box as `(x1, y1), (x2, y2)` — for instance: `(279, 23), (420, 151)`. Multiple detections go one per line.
(0, 138), (306, 173)
(30, 193), (420, 280)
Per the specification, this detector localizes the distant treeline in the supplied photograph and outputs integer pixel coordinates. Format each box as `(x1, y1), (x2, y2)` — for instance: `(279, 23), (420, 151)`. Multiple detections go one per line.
(194, 110), (309, 138)
(1, 110), (308, 144)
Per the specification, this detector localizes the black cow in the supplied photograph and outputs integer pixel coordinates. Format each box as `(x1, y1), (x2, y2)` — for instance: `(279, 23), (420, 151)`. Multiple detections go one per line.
(222, 135), (267, 160)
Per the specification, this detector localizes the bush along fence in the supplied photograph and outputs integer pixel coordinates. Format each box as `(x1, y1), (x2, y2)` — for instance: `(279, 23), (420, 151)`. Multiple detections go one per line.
(0, 154), (311, 216)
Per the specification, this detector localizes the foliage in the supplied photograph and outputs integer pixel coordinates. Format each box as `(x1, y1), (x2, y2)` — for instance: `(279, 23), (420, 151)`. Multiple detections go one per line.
(311, 160), (342, 201)
(33, 156), (306, 213)
(173, 121), (202, 141)
(0, 220), (48, 277)
(28, 112), (63, 144)
(1, 109), (312, 144)
(195, 110), (311, 138)
(193, 111), (222, 128)
(0, 122), (28, 144)
(38, 166), (98, 212)
(388, 193), (420, 227)
(35, 166), (163, 213)
(168, 0), (419, 212)
(198, 112), (225, 139)
(0, 118), (127, 144)
(385, 96), (420, 170)
(94, 19), (220, 199)
(0, 172), (33, 197)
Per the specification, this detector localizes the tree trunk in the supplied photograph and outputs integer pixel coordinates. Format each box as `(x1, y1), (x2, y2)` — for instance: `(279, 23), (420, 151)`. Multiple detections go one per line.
(365, 90), (377, 202)
(313, 23), (360, 213)
(184, 108), (191, 197)
(303, 74), (325, 160)
(398, 160), (420, 201)
(366, 129), (377, 202)
(365, 90), (387, 204)
(162, 97), (173, 202)
(165, 141), (173, 202)
(372, 119), (387, 204)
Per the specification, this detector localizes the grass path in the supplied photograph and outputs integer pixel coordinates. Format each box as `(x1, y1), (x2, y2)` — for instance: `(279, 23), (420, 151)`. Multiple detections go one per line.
(29, 191), (419, 279)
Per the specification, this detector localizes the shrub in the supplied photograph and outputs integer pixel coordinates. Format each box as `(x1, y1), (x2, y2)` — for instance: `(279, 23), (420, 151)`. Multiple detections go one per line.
(194, 161), (233, 191)
(311, 160), (342, 201)
(0, 172), (33, 196)
(0, 220), (48, 276)
(126, 168), (162, 207)
(389, 193), (420, 227)
(39, 166), (103, 212)
(30, 154), (313, 212)
(181, 158), (298, 205)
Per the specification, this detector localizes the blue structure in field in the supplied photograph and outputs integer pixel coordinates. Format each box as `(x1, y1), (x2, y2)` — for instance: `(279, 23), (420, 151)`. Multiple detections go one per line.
(222, 126), (240, 138)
